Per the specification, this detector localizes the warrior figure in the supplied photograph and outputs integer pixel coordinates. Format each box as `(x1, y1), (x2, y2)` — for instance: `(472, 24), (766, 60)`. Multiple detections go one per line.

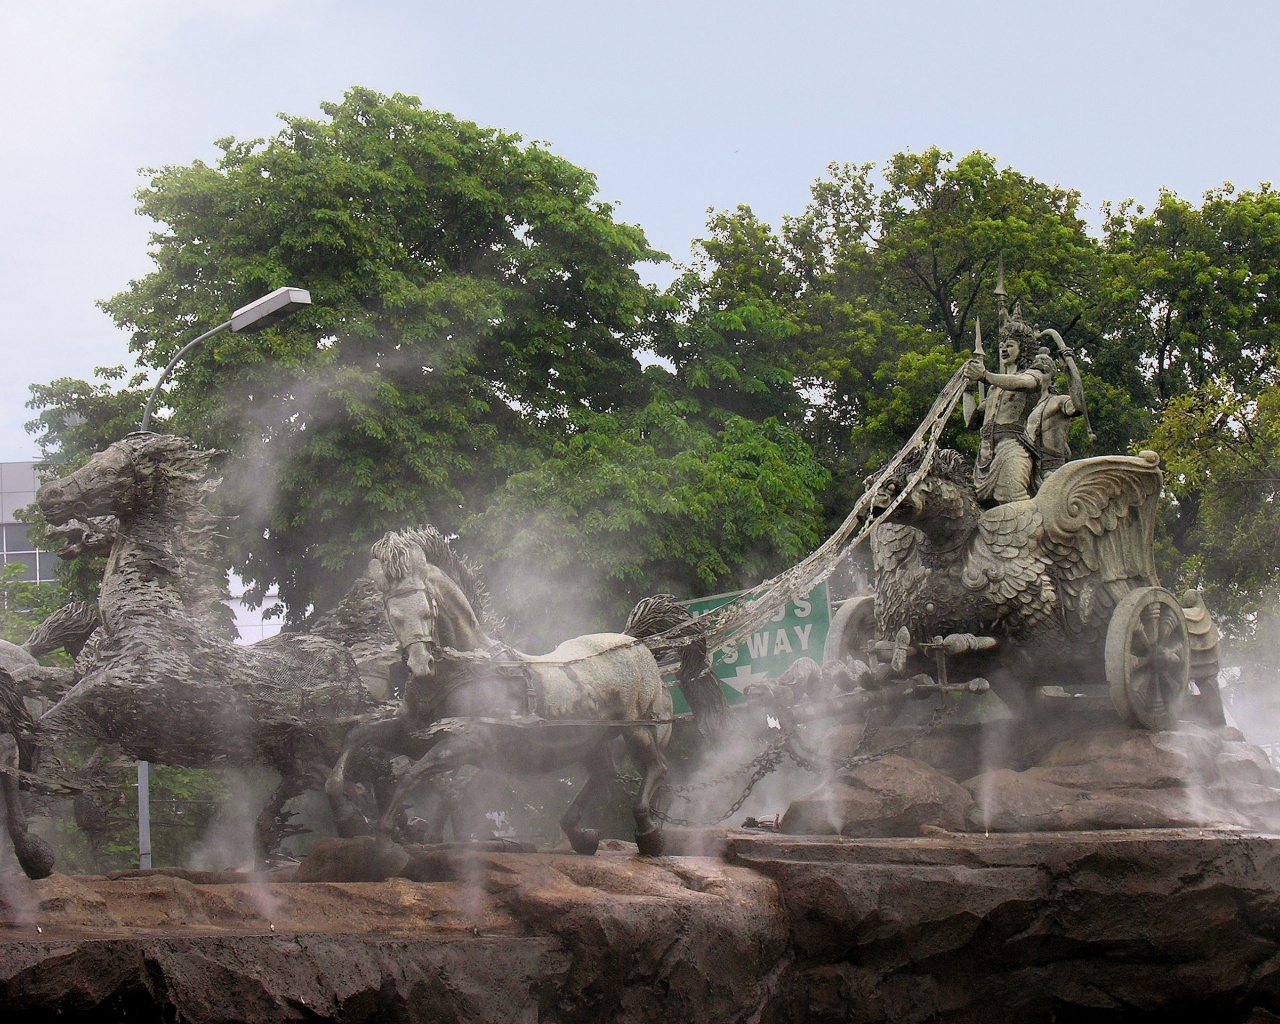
(963, 301), (1045, 505)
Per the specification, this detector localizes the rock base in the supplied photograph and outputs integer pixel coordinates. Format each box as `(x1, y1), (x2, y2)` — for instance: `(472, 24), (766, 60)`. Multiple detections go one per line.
(785, 722), (1280, 838)
(4, 831), (1280, 1022)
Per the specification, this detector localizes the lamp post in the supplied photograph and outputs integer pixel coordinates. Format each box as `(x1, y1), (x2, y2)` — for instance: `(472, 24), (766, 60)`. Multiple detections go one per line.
(140, 286), (312, 431)
(134, 286), (310, 868)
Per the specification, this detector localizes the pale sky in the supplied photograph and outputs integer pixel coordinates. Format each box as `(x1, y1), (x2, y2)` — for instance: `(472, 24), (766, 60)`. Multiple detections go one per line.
(2, 0), (1277, 460)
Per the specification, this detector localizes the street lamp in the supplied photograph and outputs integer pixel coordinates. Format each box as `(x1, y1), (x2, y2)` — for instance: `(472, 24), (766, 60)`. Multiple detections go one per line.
(134, 285), (309, 869)
(139, 286), (311, 431)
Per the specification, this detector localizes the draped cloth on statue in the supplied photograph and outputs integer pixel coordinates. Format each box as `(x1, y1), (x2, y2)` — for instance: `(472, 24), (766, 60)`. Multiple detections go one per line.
(974, 426), (1034, 504)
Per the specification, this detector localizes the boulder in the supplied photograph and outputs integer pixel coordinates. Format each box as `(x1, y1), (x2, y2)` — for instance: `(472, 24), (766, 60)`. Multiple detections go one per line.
(782, 755), (974, 836)
(964, 724), (1280, 832)
(0, 851), (787, 1024)
(7, 833), (1280, 1021)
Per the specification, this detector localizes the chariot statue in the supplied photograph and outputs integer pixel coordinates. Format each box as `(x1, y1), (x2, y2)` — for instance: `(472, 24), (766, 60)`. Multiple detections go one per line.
(827, 266), (1222, 732)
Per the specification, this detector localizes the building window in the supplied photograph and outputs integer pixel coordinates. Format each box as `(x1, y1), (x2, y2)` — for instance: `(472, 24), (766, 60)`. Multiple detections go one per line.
(1, 461), (55, 584)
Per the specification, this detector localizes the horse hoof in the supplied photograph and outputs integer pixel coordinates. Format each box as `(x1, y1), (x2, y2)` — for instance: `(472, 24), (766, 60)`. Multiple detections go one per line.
(634, 827), (664, 857)
(13, 832), (55, 879)
(569, 829), (600, 856)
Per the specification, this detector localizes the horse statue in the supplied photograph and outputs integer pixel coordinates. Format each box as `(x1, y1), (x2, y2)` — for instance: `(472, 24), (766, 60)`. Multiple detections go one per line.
(326, 526), (723, 856)
(36, 432), (386, 856)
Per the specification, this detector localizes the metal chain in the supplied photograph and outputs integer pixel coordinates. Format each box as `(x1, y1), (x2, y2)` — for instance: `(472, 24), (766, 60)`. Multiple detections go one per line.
(783, 699), (954, 774)
(647, 735), (792, 828)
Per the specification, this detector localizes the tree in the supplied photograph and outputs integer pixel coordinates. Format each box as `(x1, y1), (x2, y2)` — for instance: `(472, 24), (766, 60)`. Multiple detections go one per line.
(781, 150), (1102, 356)
(20, 367), (150, 602)
(659, 151), (1113, 527)
(1147, 380), (1280, 622)
(0, 561), (67, 648)
(649, 208), (805, 427)
(91, 88), (664, 618)
(465, 389), (829, 647)
(1104, 184), (1280, 631)
(26, 366), (151, 469)
(1102, 185), (1280, 404)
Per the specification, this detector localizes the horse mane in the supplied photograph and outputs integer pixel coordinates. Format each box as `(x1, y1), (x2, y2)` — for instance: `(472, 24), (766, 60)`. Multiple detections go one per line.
(122, 431), (221, 491)
(372, 526), (492, 625)
(114, 433), (236, 635)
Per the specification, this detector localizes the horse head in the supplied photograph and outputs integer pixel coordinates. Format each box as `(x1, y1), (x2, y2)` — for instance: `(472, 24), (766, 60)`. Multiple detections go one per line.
(38, 432), (219, 528)
(369, 527), (488, 680)
(369, 546), (442, 679)
(868, 449), (980, 551)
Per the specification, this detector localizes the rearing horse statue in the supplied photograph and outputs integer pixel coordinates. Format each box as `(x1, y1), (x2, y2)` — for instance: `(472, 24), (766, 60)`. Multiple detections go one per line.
(326, 527), (691, 856)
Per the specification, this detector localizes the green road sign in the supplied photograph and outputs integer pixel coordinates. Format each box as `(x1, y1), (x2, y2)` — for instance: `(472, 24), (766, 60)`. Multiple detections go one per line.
(681, 582), (831, 703)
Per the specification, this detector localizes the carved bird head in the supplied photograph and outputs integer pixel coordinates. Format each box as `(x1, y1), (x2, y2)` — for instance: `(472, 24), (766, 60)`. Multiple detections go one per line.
(868, 450), (979, 544)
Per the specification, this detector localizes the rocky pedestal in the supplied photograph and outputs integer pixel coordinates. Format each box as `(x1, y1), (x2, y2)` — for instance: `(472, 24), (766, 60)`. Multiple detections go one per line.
(784, 722), (1280, 839)
(5, 830), (1280, 1022)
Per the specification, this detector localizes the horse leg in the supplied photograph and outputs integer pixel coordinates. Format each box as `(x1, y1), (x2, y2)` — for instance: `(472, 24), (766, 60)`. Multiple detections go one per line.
(325, 716), (405, 838)
(0, 733), (55, 879)
(375, 732), (480, 835)
(558, 745), (615, 856)
(254, 772), (305, 865)
(623, 727), (668, 857)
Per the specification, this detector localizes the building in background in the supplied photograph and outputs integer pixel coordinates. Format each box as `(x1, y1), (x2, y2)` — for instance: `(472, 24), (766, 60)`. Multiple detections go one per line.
(228, 576), (282, 644)
(1, 458), (279, 644)
(0, 461), (57, 584)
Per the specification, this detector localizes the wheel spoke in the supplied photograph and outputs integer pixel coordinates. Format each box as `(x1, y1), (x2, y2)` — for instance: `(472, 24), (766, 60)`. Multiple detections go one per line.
(1141, 604), (1162, 647)
(1130, 668), (1153, 701)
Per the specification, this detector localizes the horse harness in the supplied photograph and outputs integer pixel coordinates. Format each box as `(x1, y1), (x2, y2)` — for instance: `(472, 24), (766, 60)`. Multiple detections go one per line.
(408, 638), (676, 727)
(384, 577), (667, 725)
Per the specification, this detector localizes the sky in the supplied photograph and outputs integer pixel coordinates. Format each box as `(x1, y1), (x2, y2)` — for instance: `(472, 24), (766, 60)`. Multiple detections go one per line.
(1, 0), (1278, 460)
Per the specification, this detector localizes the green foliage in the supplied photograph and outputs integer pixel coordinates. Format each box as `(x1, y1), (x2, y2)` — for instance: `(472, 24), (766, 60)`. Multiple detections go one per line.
(657, 150), (1109, 525)
(1103, 185), (1280, 403)
(466, 393), (829, 646)
(41, 760), (230, 874)
(1147, 380), (1280, 624)
(795, 151), (1103, 465)
(869, 149), (1100, 350)
(0, 561), (66, 647)
(27, 110), (1280, 640)
(93, 87), (663, 617)
(1104, 185), (1280, 632)
(23, 366), (151, 602)
(26, 366), (151, 468)
(649, 207), (805, 426)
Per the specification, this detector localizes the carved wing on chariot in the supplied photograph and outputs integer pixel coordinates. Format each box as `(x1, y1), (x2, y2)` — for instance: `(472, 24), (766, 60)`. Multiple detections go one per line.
(969, 501), (1055, 632)
(1034, 451), (1163, 639)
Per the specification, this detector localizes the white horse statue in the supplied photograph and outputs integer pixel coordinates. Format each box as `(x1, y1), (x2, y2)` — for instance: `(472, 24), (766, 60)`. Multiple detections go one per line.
(325, 526), (713, 856)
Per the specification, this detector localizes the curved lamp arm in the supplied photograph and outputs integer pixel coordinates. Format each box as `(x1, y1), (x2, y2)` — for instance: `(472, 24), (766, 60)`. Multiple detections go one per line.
(139, 320), (231, 431)
(137, 286), (311, 432)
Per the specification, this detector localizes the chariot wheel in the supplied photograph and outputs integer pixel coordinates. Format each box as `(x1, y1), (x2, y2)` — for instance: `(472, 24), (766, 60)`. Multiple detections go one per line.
(1104, 587), (1190, 730)
(823, 595), (877, 666)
